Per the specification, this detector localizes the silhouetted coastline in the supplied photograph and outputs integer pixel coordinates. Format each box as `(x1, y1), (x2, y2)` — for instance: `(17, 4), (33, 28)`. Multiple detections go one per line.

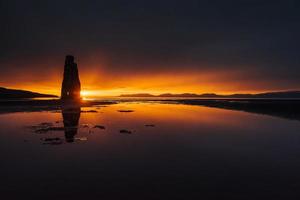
(120, 91), (300, 98)
(0, 98), (300, 121)
(0, 99), (115, 114)
(172, 99), (300, 121)
(0, 87), (57, 99)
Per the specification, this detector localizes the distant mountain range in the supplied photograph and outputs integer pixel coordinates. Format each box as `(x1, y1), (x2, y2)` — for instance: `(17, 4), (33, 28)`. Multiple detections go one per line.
(0, 87), (58, 99)
(1, 86), (300, 99)
(120, 91), (300, 98)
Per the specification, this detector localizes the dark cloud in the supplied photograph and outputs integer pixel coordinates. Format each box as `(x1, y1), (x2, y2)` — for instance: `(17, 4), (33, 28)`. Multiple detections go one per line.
(0, 0), (300, 90)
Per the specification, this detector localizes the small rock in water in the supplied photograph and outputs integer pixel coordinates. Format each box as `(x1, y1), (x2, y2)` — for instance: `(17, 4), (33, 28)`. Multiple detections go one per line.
(120, 129), (132, 134)
(94, 125), (105, 129)
(95, 105), (107, 108)
(81, 124), (90, 128)
(75, 137), (88, 141)
(42, 137), (61, 142)
(49, 127), (65, 131)
(35, 128), (50, 134)
(34, 127), (65, 134)
(145, 124), (155, 127)
(118, 110), (134, 113)
(81, 110), (98, 113)
(41, 137), (63, 145)
(26, 125), (39, 129)
(38, 122), (53, 127)
(28, 122), (64, 134)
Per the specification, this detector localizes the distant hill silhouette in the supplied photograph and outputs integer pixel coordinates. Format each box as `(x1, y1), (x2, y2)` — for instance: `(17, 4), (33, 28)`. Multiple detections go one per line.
(0, 87), (57, 99)
(120, 91), (300, 98)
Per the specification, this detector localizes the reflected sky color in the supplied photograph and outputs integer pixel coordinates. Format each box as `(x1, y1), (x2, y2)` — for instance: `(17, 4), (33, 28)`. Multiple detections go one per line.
(0, 102), (299, 142)
(1, 102), (300, 198)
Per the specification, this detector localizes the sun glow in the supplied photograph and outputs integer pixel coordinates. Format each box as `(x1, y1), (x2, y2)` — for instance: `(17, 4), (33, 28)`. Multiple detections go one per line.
(80, 90), (109, 98)
(80, 90), (94, 97)
(1, 69), (284, 97)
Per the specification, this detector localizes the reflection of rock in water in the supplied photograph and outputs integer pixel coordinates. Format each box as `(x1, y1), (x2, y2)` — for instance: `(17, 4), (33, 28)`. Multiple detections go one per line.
(61, 55), (81, 101)
(62, 106), (81, 143)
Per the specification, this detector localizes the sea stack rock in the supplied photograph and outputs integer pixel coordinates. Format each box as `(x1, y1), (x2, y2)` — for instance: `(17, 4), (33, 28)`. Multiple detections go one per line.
(61, 55), (81, 101)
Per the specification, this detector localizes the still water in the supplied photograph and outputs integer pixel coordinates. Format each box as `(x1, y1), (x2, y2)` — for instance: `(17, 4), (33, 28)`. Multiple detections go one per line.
(1, 102), (300, 199)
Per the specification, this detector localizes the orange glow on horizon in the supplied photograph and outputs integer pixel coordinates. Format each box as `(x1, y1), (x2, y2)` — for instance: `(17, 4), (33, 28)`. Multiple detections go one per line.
(1, 53), (299, 97)
(1, 69), (298, 97)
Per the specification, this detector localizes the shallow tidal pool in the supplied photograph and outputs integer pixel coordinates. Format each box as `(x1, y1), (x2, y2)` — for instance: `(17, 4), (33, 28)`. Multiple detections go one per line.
(1, 102), (300, 199)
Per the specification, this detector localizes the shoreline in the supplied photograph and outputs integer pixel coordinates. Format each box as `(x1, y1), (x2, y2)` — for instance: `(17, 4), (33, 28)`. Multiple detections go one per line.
(0, 98), (299, 121)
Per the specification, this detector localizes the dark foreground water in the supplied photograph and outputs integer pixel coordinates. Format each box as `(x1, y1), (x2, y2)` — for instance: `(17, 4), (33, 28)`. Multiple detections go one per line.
(1, 102), (300, 199)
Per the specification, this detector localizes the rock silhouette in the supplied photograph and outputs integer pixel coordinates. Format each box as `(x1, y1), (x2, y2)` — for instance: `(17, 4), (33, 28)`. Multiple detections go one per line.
(61, 55), (81, 100)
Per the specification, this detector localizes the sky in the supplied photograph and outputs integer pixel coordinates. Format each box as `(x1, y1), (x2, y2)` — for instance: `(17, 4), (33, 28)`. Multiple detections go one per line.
(1, 0), (300, 96)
